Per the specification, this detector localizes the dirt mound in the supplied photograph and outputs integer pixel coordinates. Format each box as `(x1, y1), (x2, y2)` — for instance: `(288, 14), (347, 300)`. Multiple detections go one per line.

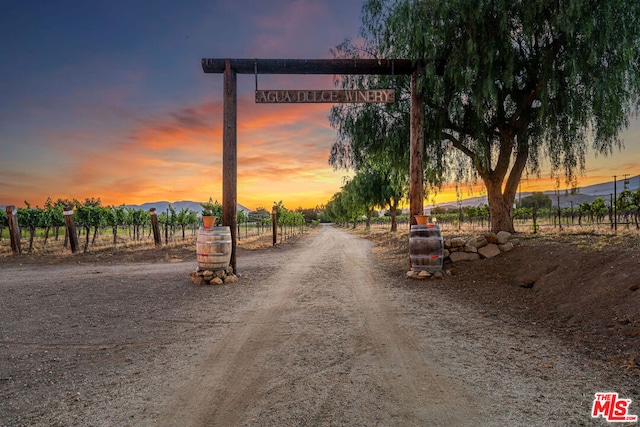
(365, 230), (640, 376)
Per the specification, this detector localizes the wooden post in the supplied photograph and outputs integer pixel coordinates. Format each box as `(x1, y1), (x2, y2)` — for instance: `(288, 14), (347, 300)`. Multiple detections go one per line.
(272, 205), (278, 247)
(409, 66), (425, 225)
(613, 176), (617, 232)
(164, 208), (169, 245)
(64, 206), (79, 253)
(150, 208), (162, 247)
(6, 206), (21, 255)
(223, 59), (238, 272)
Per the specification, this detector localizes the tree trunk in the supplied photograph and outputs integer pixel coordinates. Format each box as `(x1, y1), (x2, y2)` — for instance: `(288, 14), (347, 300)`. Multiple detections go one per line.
(389, 202), (398, 232)
(28, 226), (35, 253)
(84, 226), (90, 252)
(468, 126), (528, 233)
(92, 226), (99, 244)
(485, 178), (516, 233)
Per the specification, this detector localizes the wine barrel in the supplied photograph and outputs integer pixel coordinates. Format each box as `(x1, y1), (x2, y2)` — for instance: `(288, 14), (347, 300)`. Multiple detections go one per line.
(409, 224), (443, 272)
(196, 226), (232, 271)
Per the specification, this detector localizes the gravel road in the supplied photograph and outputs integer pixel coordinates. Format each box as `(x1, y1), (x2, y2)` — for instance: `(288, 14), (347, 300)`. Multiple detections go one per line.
(1, 224), (637, 426)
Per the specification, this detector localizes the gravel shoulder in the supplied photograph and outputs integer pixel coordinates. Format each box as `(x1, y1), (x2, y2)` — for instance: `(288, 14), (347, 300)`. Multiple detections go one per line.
(1, 225), (638, 426)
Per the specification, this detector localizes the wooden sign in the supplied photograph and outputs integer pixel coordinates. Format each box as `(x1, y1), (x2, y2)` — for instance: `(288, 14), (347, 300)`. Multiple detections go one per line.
(255, 89), (394, 104)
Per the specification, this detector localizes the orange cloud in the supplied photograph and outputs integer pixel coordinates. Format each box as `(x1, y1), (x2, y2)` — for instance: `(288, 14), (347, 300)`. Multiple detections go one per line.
(127, 101), (223, 152)
(11, 91), (345, 208)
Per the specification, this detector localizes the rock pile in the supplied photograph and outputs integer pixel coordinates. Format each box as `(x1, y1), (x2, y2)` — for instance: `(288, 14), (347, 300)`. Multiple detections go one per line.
(407, 231), (520, 280)
(189, 266), (239, 285)
(444, 231), (519, 263)
(406, 269), (447, 280)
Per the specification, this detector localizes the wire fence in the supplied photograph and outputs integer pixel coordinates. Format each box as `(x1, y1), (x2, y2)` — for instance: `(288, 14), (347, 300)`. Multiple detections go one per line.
(0, 220), (308, 256)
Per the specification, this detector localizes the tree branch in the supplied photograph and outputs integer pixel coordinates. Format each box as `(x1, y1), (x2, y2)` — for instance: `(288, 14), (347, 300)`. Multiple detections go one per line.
(442, 132), (487, 180)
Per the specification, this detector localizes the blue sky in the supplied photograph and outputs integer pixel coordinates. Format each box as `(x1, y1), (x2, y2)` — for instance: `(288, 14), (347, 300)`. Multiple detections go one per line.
(0, 0), (363, 209)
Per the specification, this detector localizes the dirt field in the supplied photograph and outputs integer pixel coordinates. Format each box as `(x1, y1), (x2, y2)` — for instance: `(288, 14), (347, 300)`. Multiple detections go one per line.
(1, 224), (639, 426)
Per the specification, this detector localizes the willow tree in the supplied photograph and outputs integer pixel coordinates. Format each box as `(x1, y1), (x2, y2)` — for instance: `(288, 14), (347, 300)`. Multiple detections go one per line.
(340, 0), (640, 232)
(329, 41), (443, 229)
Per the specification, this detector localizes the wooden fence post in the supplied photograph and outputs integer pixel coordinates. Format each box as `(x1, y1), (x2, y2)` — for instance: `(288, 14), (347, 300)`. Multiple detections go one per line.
(6, 206), (21, 255)
(272, 205), (277, 247)
(150, 208), (162, 247)
(64, 206), (79, 253)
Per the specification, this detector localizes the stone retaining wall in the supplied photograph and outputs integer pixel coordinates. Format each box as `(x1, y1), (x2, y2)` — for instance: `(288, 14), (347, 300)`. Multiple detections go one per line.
(444, 231), (520, 263)
(407, 230), (520, 280)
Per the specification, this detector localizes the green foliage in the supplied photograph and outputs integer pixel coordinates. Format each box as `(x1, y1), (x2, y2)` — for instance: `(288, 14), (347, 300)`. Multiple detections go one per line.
(17, 203), (42, 228)
(338, 0), (640, 231)
(431, 206), (447, 215)
(45, 198), (65, 228)
(273, 201), (305, 227)
(295, 207), (320, 224)
(104, 205), (127, 228)
(518, 192), (552, 209)
(200, 197), (222, 218)
(249, 207), (272, 225)
(513, 207), (532, 219)
(74, 200), (104, 229)
(322, 192), (350, 224)
(578, 197), (610, 222)
(175, 208), (198, 227)
(617, 189), (640, 214)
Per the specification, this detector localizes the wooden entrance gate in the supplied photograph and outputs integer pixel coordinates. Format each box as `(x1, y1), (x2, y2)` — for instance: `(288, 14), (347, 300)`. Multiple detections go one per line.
(202, 58), (425, 272)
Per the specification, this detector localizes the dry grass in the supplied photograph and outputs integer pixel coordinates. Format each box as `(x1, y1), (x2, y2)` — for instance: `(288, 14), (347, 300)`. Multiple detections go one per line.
(0, 232), (198, 257)
(0, 227), (319, 259)
(343, 222), (640, 258)
(2, 222), (637, 261)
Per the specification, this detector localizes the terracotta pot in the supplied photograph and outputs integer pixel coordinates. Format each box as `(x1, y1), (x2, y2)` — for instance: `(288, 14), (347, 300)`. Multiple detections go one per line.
(415, 215), (429, 225)
(202, 216), (216, 228)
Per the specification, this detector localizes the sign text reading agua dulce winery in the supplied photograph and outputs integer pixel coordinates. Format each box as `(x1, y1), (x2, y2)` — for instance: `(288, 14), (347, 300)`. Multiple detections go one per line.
(255, 89), (395, 104)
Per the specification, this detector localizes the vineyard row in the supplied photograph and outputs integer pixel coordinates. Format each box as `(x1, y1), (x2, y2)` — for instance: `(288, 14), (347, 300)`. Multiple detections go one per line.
(1, 199), (309, 255)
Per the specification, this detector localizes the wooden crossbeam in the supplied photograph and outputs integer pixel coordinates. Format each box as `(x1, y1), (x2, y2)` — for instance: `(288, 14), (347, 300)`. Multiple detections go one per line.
(202, 58), (414, 75)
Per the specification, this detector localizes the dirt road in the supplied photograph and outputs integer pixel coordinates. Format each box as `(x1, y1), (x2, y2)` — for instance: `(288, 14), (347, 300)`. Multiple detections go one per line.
(1, 224), (637, 426)
(159, 224), (483, 426)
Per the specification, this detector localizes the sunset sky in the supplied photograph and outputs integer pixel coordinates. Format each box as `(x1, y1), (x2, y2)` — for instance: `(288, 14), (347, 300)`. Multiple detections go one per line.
(1, 1), (639, 211)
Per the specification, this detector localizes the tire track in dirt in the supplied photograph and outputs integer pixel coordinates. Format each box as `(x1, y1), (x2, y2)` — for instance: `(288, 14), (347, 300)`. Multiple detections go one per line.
(159, 225), (485, 426)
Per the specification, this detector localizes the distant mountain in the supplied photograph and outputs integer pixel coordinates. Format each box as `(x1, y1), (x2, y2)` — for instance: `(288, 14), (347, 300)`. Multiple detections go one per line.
(427, 174), (640, 210)
(0, 200), (252, 215)
(570, 174), (640, 197)
(0, 201), (253, 215)
(123, 201), (253, 216)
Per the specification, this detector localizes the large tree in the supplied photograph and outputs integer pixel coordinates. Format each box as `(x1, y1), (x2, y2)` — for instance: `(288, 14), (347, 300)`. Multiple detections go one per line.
(329, 43), (442, 229)
(337, 0), (640, 232)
